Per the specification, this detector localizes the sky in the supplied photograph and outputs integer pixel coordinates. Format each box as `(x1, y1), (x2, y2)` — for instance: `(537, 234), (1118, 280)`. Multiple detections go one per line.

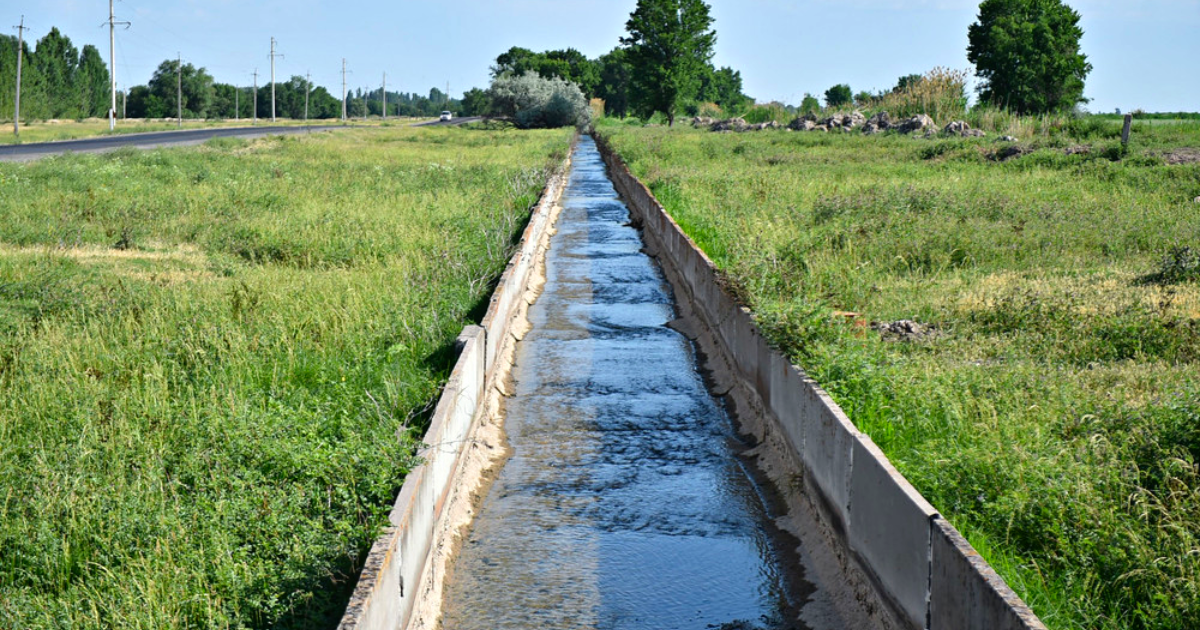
(8, 0), (1200, 113)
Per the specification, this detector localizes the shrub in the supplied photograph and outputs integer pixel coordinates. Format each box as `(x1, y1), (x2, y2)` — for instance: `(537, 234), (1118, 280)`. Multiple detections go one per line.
(824, 84), (852, 108)
(743, 102), (791, 124)
(872, 67), (969, 123)
(488, 71), (592, 129)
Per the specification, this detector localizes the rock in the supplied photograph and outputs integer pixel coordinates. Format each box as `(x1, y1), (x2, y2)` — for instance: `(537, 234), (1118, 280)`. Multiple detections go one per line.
(871, 320), (938, 342)
(1064, 145), (1091, 156)
(895, 114), (935, 134)
(821, 114), (844, 128)
(692, 116), (715, 127)
(813, 125), (828, 133)
(966, 129), (987, 137)
(943, 120), (971, 136)
(862, 122), (883, 135)
(710, 117), (748, 132)
(848, 110), (866, 128)
(867, 111), (891, 129)
(1194, 196), (1200, 204)
(748, 121), (780, 131)
(997, 135), (1018, 142)
(788, 117), (816, 131)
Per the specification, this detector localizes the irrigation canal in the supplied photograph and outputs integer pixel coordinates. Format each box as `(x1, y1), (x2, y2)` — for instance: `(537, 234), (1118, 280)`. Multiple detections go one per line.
(440, 137), (827, 630)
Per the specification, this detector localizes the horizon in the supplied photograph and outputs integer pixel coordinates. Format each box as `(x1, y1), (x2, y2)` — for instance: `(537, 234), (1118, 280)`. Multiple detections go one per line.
(7, 0), (1199, 114)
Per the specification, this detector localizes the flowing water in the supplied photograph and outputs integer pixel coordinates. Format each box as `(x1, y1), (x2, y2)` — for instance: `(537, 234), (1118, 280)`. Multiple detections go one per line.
(439, 137), (814, 630)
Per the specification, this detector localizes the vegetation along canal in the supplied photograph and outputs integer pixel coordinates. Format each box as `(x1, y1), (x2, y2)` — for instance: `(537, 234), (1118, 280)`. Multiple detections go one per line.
(440, 137), (826, 629)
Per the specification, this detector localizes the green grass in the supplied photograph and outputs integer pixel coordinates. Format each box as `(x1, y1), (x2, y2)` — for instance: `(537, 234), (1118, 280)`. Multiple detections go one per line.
(599, 123), (1200, 630)
(0, 118), (429, 145)
(0, 126), (573, 628)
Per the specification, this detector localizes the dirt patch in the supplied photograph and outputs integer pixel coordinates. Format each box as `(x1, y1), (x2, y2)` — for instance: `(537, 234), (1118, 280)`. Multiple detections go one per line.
(1161, 148), (1200, 165)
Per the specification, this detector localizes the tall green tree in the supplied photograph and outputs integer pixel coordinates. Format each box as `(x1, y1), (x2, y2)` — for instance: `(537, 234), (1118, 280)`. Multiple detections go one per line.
(967, 0), (1091, 114)
(620, 0), (717, 126)
(146, 59), (214, 119)
(31, 28), (79, 118)
(698, 66), (749, 114)
(77, 45), (110, 118)
(596, 48), (632, 119)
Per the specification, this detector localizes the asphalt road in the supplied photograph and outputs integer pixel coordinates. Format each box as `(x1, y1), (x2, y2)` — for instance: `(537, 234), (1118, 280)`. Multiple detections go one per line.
(0, 125), (345, 162)
(410, 116), (485, 127)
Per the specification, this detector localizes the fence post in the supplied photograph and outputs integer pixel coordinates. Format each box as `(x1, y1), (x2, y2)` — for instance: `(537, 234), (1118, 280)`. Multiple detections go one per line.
(1121, 114), (1132, 147)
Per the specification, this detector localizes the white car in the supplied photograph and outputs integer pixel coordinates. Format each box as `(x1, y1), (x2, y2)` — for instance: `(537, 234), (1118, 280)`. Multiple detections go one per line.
(440, 111), (453, 122)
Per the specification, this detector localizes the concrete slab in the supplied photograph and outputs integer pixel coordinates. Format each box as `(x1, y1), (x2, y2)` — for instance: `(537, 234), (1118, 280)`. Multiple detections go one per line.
(849, 435), (938, 630)
(801, 387), (858, 531)
(930, 517), (1047, 630)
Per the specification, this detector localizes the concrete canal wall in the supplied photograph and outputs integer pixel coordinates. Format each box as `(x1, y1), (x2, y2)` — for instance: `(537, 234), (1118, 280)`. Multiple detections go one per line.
(336, 140), (575, 630)
(593, 133), (1047, 630)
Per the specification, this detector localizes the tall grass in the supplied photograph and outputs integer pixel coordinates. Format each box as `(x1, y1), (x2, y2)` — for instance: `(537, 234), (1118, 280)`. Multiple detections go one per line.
(869, 67), (970, 123)
(0, 126), (572, 629)
(599, 124), (1200, 630)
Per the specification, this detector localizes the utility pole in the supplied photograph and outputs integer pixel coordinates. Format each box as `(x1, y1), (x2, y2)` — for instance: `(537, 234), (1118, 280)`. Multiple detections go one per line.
(12, 16), (28, 138)
(106, 1), (130, 131)
(382, 72), (387, 121)
(252, 69), (259, 125)
(304, 71), (311, 122)
(269, 37), (284, 123)
(341, 59), (348, 122)
(177, 53), (183, 128)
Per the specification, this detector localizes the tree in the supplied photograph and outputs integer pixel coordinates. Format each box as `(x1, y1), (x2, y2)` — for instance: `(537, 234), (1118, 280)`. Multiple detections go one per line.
(894, 73), (923, 93)
(596, 48), (632, 118)
(460, 88), (492, 117)
(800, 93), (821, 115)
(489, 71), (591, 129)
(146, 59), (214, 118)
(620, 0), (717, 126)
(77, 45), (110, 118)
(824, 84), (852, 108)
(698, 66), (750, 115)
(31, 28), (79, 118)
(967, 0), (1091, 114)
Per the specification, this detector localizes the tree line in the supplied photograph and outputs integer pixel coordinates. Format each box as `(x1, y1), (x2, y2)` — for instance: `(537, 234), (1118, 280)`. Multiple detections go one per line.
(2, 27), (466, 123)
(0, 28), (111, 120)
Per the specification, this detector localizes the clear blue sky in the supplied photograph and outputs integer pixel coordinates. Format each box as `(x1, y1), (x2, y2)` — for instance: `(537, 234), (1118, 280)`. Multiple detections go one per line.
(11, 0), (1200, 112)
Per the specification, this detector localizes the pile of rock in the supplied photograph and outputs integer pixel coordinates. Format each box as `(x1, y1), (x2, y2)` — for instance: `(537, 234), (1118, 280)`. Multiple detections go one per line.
(691, 116), (716, 128)
(943, 120), (987, 138)
(894, 114), (936, 134)
(710, 117), (749, 132)
(705, 118), (782, 133)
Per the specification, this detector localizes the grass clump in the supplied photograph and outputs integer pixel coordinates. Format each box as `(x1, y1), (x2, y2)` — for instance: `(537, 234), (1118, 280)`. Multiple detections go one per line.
(599, 122), (1200, 630)
(0, 126), (572, 629)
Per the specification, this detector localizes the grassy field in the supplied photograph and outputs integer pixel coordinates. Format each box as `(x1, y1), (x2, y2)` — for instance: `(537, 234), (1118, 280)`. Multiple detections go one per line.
(0, 126), (572, 628)
(0, 118), (430, 145)
(598, 120), (1200, 630)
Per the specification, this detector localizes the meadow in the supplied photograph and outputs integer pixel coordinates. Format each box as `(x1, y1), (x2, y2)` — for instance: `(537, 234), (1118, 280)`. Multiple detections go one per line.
(0, 118), (429, 145)
(598, 120), (1200, 630)
(0, 126), (572, 628)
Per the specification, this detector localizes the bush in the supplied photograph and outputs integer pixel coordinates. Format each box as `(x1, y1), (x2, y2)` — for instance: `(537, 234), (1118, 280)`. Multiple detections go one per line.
(488, 71), (592, 129)
(871, 67), (968, 124)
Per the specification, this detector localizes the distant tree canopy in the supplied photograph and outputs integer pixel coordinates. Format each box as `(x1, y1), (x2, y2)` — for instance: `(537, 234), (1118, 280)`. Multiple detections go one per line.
(492, 0), (748, 123)
(621, 0), (717, 126)
(800, 93), (821, 115)
(967, 0), (1091, 114)
(824, 84), (852, 108)
(0, 27), (111, 120)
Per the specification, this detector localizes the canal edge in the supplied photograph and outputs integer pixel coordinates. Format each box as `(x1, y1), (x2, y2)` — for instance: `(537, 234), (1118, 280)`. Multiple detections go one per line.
(591, 130), (1047, 630)
(336, 133), (579, 630)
